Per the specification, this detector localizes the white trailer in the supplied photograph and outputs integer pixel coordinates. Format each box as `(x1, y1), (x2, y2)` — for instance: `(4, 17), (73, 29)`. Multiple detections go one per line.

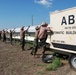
(50, 7), (76, 70)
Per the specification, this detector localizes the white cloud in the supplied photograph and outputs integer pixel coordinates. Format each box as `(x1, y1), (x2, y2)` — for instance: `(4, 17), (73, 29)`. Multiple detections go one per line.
(34, 0), (53, 7)
(49, 10), (59, 14)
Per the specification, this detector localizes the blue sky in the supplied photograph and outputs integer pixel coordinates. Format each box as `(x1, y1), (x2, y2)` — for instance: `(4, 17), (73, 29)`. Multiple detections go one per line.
(0, 0), (76, 30)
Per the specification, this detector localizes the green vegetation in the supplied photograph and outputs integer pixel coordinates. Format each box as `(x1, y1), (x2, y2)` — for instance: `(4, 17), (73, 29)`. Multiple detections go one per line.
(46, 57), (62, 71)
(21, 40), (34, 47)
(37, 63), (46, 67)
(37, 71), (45, 75)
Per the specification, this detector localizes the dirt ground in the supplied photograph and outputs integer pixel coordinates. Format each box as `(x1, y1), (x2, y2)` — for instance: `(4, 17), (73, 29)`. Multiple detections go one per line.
(0, 40), (76, 75)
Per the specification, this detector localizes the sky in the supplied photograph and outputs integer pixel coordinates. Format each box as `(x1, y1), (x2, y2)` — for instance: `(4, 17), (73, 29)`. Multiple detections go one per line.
(0, 0), (76, 30)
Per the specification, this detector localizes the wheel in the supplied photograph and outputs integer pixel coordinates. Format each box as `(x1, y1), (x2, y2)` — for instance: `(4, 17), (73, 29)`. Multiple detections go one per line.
(69, 55), (76, 71)
(42, 54), (53, 63)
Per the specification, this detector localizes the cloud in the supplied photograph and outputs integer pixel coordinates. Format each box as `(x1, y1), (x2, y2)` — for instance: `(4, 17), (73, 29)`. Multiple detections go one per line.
(49, 10), (59, 14)
(34, 0), (53, 7)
